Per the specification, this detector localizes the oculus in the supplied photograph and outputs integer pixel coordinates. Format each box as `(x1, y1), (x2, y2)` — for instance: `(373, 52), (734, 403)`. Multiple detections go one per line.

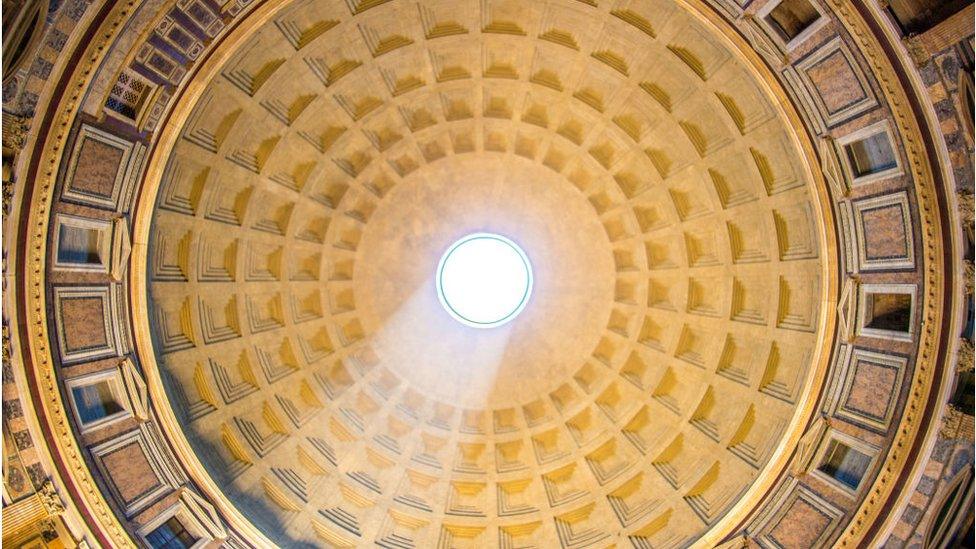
(436, 233), (532, 328)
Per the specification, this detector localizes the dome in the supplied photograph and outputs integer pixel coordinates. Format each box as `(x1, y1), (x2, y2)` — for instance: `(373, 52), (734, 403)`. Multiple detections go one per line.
(143, 2), (831, 543)
(1, 0), (973, 547)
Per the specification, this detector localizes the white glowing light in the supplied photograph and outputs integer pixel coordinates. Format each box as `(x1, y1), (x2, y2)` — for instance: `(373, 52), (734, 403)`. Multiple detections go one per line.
(436, 233), (532, 328)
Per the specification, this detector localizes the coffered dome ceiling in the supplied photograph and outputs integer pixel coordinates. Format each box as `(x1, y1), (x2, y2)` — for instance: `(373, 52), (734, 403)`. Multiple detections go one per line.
(3, 0), (972, 547)
(145, 0), (831, 544)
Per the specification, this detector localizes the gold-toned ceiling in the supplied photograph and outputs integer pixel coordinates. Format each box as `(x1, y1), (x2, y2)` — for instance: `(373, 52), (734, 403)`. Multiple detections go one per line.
(145, 0), (833, 545)
(6, 0), (974, 544)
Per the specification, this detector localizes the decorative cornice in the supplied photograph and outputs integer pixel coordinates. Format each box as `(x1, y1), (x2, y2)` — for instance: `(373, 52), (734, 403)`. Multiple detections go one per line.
(38, 479), (67, 516)
(13, 0), (145, 546)
(903, 34), (931, 66)
(825, 0), (957, 546)
(2, 113), (32, 152)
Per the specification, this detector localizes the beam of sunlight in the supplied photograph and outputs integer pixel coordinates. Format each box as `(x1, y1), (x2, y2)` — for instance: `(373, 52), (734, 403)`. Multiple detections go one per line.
(366, 274), (514, 409)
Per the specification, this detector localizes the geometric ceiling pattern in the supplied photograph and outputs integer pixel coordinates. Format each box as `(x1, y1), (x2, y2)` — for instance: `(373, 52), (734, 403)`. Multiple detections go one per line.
(147, 1), (826, 544)
(2, 0), (972, 547)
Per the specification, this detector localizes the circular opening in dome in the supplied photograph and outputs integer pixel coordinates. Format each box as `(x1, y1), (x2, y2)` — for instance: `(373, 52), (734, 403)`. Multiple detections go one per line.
(436, 233), (533, 328)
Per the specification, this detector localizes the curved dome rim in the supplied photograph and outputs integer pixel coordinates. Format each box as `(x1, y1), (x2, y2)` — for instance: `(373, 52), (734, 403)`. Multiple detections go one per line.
(122, 0), (842, 546)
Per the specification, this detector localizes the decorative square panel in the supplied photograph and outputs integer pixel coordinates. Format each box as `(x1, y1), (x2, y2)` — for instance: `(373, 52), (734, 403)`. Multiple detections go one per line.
(831, 347), (906, 432)
(89, 424), (182, 516)
(795, 37), (877, 127)
(61, 125), (140, 211)
(53, 285), (121, 365)
(852, 191), (914, 271)
(752, 479), (844, 548)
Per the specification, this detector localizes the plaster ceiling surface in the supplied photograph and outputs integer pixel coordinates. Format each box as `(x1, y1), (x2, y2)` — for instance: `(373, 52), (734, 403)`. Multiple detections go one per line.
(357, 155), (614, 408)
(144, 0), (833, 545)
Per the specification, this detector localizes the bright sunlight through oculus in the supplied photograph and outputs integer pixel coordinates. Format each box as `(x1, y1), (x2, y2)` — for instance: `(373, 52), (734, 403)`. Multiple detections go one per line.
(436, 233), (532, 328)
